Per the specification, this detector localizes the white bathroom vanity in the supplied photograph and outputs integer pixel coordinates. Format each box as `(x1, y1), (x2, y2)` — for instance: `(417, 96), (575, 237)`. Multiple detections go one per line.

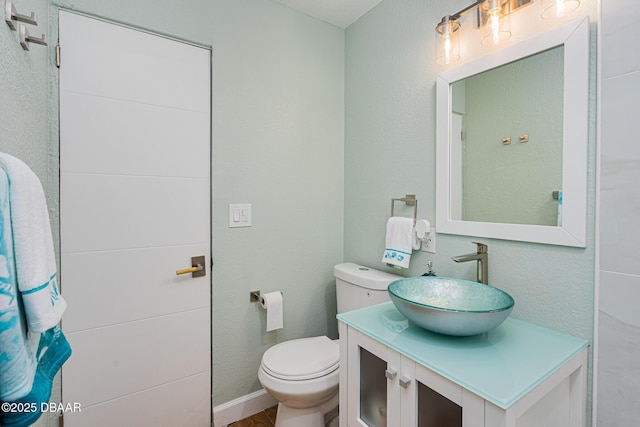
(337, 302), (588, 427)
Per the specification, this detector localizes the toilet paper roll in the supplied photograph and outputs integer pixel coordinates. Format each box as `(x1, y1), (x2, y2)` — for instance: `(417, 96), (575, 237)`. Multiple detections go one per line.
(260, 291), (283, 332)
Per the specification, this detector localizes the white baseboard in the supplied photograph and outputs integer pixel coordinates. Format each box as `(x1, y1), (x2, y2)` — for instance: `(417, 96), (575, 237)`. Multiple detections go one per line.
(213, 388), (277, 427)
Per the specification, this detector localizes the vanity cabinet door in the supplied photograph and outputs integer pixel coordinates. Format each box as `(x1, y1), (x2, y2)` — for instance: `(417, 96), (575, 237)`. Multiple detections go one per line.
(346, 328), (401, 427)
(413, 363), (484, 427)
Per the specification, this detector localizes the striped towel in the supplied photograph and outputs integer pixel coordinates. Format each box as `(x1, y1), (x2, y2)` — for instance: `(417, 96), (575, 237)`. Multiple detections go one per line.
(0, 157), (71, 427)
(0, 153), (66, 332)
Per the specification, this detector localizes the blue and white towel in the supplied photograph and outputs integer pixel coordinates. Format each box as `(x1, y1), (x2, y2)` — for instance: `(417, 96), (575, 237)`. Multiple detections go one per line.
(0, 325), (71, 427)
(0, 166), (36, 402)
(0, 157), (71, 427)
(0, 153), (66, 333)
(381, 217), (417, 269)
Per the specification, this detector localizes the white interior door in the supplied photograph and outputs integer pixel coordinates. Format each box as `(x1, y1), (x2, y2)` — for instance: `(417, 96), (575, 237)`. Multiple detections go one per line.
(59, 11), (211, 426)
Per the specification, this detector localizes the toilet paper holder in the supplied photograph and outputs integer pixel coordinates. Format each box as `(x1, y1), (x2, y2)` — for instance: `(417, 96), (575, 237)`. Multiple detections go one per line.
(250, 290), (261, 303)
(251, 290), (284, 303)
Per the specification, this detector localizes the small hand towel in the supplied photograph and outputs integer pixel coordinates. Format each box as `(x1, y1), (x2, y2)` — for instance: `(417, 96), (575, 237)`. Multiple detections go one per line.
(0, 153), (67, 333)
(382, 217), (415, 269)
(0, 166), (36, 402)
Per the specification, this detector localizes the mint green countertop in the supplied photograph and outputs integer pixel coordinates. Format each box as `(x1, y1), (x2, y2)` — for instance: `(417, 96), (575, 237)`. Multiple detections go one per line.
(337, 302), (588, 409)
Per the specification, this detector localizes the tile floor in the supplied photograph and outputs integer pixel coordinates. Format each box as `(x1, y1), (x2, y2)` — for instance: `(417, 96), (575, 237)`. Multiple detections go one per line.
(228, 406), (277, 427)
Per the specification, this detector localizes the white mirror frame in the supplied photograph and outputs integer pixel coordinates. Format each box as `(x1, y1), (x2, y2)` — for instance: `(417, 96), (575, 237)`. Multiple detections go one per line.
(436, 17), (589, 248)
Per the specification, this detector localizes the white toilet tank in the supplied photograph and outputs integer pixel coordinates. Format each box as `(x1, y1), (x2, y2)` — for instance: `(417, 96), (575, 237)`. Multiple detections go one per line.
(334, 263), (402, 314)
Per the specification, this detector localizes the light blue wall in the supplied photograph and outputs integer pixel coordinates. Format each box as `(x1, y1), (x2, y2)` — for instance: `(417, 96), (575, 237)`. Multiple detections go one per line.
(345, 0), (597, 422)
(597, 0), (640, 424)
(50, 0), (344, 411)
(1, 0), (50, 188)
(207, 1), (345, 406)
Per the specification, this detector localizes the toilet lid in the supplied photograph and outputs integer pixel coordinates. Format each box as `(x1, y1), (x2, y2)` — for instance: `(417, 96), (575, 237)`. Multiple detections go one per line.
(261, 336), (339, 381)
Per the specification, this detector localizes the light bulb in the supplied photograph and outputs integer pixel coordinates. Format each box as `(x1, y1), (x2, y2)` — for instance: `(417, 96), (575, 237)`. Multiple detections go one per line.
(541, 0), (581, 19)
(435, 17), (460, 65)
(480, 1), (511, 46)
(489, 10), (501, 45)
(444, 34), (452, 64)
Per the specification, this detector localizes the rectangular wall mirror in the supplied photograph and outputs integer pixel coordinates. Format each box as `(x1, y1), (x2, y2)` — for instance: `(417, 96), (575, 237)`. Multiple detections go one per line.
(436, 17), (589, 247)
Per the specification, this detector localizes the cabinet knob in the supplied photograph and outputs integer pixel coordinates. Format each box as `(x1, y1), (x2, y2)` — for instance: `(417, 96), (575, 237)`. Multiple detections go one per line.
(385, 369), (397, 380)
(399, 376), (411, 389)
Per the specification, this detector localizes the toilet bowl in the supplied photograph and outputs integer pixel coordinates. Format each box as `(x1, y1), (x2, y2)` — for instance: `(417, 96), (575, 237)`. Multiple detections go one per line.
(258, 336), (339, 427)
(258, 263), (401, 427)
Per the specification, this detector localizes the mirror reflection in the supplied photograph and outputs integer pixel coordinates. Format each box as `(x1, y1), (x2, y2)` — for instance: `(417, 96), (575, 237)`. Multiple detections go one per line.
(450, 46), (564, 226)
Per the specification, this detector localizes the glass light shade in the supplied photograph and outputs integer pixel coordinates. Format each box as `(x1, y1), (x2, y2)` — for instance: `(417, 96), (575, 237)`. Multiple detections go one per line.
(436, 18), (460, 65)
(541, 0), (581, 19)
(480, 3), (511, 46)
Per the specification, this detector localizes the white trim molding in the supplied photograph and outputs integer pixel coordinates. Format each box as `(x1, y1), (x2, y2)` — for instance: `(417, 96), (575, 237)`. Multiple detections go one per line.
(213, 389), (277, 427)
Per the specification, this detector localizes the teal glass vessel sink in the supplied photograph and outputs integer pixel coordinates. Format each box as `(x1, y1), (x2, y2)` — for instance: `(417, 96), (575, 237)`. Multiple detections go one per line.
(387, 276), (515, 336)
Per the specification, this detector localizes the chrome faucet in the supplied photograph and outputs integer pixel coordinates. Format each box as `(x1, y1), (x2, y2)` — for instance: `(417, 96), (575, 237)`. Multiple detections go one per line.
(452, 242), (488, 284)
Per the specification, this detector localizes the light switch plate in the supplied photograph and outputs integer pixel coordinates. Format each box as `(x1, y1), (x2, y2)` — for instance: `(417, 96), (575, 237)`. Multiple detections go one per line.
(229, 204), (251, 228)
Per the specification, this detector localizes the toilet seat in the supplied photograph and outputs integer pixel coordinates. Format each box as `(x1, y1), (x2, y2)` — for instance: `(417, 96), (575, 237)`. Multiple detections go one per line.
(261, 336), (339, 381)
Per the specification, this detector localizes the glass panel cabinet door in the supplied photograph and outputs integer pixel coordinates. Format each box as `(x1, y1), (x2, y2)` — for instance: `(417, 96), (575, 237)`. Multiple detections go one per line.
(413, 362), (485, 427)
(359, 348), (388, 426)
(347, 329), (401, 427)
(417, 383), (462, 427)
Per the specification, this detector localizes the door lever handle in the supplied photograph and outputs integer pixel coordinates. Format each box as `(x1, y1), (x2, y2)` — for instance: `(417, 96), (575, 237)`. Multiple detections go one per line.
(176, 265), (203, 275)
(176, 256), (206, 277)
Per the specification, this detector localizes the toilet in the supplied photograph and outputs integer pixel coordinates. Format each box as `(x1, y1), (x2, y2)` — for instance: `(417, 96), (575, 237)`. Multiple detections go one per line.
(258, 263), (401, 427)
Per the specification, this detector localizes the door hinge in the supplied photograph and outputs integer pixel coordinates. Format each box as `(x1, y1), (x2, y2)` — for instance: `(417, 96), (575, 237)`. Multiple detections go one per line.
(56, 43), (61, 68)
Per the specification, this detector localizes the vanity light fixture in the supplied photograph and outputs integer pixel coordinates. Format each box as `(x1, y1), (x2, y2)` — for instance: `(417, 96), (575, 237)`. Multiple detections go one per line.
(479, 0), (512, 46)
(435, 0), (533, 65)
(435, 16), (461, 65)
(540, 0), (581, 19)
